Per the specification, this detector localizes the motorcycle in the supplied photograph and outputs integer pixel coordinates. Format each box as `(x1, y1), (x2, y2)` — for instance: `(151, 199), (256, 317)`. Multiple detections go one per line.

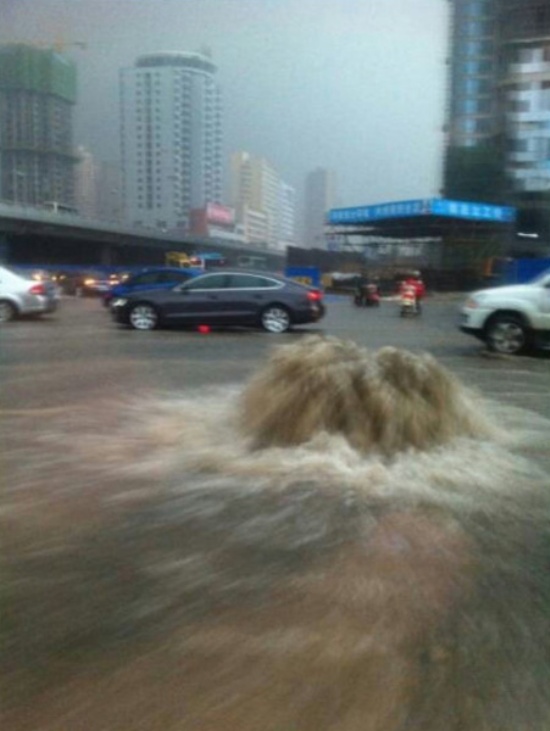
(399, 285), (419, 317)
(353, 283), (381, 307)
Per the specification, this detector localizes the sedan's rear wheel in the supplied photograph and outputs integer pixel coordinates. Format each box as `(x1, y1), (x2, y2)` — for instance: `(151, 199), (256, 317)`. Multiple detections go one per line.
(261, 305), (291, 333)
(485, 314), (528, 355)
(0, 300), (17, 323)
(128, 303), (159, 331)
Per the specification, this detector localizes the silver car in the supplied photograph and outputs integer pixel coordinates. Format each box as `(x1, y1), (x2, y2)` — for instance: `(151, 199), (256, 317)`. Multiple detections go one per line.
(0, 265), (59, 323)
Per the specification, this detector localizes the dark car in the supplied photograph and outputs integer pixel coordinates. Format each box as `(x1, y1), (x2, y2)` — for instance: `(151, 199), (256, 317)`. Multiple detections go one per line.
(110, 269), (325, 333)
(80, 272), (126, 297)
(103, 266), (202, 307)
(52, 270), (126, 297)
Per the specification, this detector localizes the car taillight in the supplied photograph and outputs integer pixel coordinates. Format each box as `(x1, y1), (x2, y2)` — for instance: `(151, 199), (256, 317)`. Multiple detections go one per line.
(29, 283), (46, 295)
(307, 290), (322, 302)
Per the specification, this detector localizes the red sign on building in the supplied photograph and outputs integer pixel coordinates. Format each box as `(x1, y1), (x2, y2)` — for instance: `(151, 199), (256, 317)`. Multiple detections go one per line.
(190, 203), (236, 236)
(206, 203), (235, 226)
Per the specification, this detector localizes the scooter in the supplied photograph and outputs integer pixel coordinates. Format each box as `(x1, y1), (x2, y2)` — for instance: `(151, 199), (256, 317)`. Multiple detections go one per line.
(353, 283), (381, 307)
(399, 285), (419, 317)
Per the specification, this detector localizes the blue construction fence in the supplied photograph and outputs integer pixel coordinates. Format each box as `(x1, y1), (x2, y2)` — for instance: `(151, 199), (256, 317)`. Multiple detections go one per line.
(284, 266), (322, 288)
(501, 258), (550, 285)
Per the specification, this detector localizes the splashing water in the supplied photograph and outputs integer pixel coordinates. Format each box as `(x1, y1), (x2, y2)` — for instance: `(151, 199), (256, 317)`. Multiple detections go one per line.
(2, 335), (550, 731)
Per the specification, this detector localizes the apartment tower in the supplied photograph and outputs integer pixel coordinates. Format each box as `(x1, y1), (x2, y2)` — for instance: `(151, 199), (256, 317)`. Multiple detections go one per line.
(120, 51), (223, 231)
(303, 167), (336, 249)
(278, 181), (297, 248)
(230, 152), (286, 248)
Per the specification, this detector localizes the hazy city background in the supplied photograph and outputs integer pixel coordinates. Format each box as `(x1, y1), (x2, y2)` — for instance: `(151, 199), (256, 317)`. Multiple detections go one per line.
(0, 0), (448, 245)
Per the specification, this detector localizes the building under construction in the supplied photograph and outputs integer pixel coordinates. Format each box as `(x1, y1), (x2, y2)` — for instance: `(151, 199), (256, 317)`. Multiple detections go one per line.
(444, 0), (550, 254)
(0, 44), (77, 208)
(319, 197), (516, 291)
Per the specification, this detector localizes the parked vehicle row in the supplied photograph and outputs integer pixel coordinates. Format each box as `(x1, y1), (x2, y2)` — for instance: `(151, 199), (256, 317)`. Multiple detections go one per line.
(0, 265), (59, 322)
(51, 270), (128, 297)
(0, 263), (325, 333)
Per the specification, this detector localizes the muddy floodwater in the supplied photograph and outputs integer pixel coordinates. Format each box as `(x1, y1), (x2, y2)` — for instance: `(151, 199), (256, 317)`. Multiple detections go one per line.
(2, 335), (550, 731)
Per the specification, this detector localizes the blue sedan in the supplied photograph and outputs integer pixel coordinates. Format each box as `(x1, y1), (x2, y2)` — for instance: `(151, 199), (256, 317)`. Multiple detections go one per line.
(103, 266), (202, 307)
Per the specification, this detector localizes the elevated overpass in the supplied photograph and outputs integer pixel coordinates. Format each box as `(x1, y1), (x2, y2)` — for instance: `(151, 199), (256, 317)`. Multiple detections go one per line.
(0, 202), (286, 271)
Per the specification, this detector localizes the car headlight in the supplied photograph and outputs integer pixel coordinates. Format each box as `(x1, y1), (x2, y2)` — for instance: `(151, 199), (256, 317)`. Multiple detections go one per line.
(111, 298), (128, 307)
(463, 293), (488, 309)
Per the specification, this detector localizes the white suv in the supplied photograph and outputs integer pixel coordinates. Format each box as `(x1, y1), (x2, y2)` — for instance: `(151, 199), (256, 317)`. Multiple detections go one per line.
(459, 268), (550, 355)
(0, 265), (59, 323)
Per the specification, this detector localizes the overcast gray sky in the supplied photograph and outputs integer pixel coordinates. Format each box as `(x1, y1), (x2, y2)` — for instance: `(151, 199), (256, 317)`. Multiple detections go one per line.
(1, 0), (449, 208)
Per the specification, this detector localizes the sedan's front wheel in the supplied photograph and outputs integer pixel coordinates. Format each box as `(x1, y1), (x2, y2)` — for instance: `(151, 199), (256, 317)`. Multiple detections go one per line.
(485, 314), (529, 355)
(261, 305), (291, 333)
(128, 303), (159, 331)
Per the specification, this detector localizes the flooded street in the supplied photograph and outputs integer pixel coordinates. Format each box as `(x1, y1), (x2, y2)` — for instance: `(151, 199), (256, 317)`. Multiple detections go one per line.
(2, 296), (550, 730)
(2, 294), (549, 460)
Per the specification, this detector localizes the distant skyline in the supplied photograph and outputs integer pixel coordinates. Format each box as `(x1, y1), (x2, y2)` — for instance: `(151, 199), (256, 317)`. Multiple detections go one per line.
(0, 0), (449, 209)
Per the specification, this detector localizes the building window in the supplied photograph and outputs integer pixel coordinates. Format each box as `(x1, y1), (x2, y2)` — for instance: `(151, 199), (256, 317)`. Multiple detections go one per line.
(518, 48), (536, 64)
(508, 98), (530, 113)
(458, 118), (477, 134)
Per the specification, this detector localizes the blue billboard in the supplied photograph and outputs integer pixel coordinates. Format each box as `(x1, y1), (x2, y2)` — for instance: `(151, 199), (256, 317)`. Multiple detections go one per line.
(430, 199), (515, 222)
(328, 198), (516, 225)
(285, 266), (321, 288)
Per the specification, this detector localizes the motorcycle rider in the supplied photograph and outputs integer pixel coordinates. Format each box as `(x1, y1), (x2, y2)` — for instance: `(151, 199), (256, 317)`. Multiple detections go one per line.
(399, 271), (426, 314)
(354, 272), (382, 307)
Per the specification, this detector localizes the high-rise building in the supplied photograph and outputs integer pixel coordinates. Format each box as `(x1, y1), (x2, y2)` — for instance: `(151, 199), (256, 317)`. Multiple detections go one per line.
(75, 146), (98, 218)
(444, 1), (550, 214)
(500, 1), (550, 196)
(443, 0), (502, 202)
(278, 181), (297, 248)
(96, 161), (123, 223)
(444, 1), (499, 152)
(0, 44), (77, 207)
(120, 51), (223, 231)
(303, 168), (336, 249)
(230, 152), (287, 249)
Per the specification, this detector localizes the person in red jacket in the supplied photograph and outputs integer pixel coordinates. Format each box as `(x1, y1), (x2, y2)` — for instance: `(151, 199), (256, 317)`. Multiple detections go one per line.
(399, 271), (426, 314)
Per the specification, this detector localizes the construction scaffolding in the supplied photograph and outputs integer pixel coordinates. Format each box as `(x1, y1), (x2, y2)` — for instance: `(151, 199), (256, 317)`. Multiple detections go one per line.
(0, 44), (77, 207)
(321, 198), (516, 291)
